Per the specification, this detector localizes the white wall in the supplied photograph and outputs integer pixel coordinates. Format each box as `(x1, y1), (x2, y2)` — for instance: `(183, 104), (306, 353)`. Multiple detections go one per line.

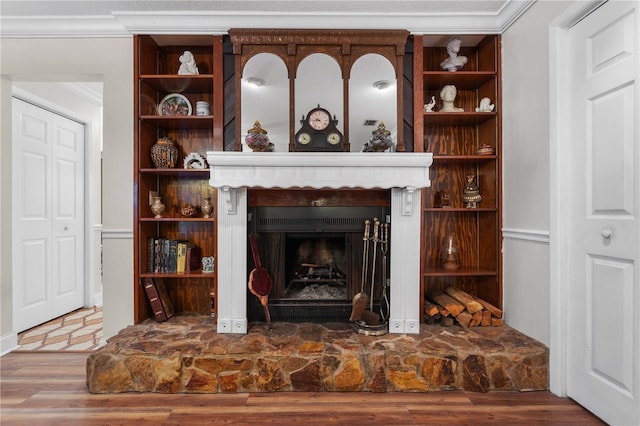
(0, 37), (133, 343)
(501, 0), (574, 345)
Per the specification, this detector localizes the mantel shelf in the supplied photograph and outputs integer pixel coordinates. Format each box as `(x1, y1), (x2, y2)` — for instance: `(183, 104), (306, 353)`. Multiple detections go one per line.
(206, 152), (433, 190)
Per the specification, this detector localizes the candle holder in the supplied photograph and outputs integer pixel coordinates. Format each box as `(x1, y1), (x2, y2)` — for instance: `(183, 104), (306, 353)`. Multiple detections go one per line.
(440, 233), (460, 271)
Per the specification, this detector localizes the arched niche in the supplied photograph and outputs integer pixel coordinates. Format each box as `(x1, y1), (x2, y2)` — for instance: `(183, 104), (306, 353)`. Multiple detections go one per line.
(241, 53), (289, 152)
(229, 29), (409, 152)
(349, 54), (397, 152)
(294, 53), (343, 137)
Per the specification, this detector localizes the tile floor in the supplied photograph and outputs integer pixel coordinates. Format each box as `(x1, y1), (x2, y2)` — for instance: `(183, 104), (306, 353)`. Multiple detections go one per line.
(16, 306), (103, 351)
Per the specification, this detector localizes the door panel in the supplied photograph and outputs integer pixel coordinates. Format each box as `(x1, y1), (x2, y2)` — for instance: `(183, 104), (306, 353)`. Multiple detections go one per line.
(12, 98), (85, 332)
(588, 255), (634, 394)
(567, 1), (639, 425)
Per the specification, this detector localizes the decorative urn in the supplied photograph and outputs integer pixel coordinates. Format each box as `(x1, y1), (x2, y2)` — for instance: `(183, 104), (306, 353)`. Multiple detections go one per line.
(245, 121), (274, 152)
(151, 137), (179, 168)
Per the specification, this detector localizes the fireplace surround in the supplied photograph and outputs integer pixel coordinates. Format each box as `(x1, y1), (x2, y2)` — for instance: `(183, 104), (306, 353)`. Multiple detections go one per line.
(206, 152), (432, 334)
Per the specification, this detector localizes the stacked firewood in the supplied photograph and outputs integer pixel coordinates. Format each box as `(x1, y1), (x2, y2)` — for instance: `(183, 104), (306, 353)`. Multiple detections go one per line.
(424, 286), (503, 327)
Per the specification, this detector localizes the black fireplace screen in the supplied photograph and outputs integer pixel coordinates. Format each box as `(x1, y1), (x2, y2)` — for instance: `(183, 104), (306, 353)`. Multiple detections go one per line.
(247, 206), (389, 323)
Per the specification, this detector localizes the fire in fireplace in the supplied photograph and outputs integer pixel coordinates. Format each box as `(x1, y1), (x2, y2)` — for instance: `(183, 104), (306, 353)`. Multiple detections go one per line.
(247, 206), (390, 323)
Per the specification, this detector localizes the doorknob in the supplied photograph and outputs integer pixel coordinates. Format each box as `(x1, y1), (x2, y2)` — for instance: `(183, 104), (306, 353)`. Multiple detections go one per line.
(64, 225), (69, 231)
(601, 228), (613, 239)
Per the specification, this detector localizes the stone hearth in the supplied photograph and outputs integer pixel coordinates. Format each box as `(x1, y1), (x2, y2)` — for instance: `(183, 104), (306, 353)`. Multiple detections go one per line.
(86, 316), (548, 393)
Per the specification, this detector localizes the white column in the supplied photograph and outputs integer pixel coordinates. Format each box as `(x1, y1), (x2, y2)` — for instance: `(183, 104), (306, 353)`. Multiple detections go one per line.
(216, 186), (248, 333)
(388, 187), (421, 334)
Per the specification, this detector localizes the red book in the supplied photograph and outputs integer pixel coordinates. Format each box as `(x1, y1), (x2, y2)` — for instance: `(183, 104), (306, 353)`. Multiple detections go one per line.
(142, 277), (174, 322)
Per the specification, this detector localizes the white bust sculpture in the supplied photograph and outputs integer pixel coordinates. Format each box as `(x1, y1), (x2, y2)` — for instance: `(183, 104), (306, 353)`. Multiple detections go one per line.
(178, 50), (199, 75)
(475, 97), (495, 112)
(440, 37), (468, 72)
(440, 85), (464, 112)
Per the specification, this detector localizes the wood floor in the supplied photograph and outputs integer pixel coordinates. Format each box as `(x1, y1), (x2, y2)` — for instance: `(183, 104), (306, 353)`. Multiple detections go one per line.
(1, 352), (605, 426)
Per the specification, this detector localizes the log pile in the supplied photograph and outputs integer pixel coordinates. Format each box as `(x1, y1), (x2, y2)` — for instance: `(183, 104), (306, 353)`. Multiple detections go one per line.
(424, 286), (503, 327)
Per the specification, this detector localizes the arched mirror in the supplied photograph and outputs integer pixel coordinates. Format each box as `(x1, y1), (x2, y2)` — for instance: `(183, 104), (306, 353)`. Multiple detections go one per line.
(241, 53), (289, 152)
(294, 53), (343, 137)
(349, 54), (397, 152)
(230, 29), (409, 152)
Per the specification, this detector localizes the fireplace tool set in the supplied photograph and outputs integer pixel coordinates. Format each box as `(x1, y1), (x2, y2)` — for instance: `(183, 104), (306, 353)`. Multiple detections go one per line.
(350, 218), (390, 336)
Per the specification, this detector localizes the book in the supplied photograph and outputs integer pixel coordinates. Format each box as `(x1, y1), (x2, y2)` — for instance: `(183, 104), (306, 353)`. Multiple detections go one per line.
(186, 245), (202, 272)
(142, 277), (174, 322)
(167, 239), (182, 273)
(162, 239), (170, 272)
(153, 237), (167, 273)
(147, 237), (156, 273)
(176, 241), (189, 273)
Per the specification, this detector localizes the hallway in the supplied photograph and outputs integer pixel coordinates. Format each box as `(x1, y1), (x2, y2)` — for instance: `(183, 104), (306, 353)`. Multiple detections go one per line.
(16, 306), (103, 351)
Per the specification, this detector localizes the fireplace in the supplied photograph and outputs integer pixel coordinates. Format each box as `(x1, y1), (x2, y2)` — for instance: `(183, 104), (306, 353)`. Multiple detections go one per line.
(206, 151), (432, 334)
(247, 205), (390, 323)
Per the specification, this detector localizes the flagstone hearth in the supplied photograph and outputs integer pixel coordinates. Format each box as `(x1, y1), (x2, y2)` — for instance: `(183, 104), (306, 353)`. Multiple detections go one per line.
(86, 316), (548, 394)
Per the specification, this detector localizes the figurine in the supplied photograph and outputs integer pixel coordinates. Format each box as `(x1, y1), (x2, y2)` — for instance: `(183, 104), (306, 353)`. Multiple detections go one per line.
(475, 97), (495, 112)
(440, 37), (468, 72)
(424, 96), (436, 112)
(462, 175), (483, 208)
(178, 50), (199, 75)
(440, 85), (464, 112)
(362, 122), (393, 152)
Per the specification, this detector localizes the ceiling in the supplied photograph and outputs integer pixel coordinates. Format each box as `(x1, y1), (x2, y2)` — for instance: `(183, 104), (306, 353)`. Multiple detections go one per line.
(0, 1), (535, 37)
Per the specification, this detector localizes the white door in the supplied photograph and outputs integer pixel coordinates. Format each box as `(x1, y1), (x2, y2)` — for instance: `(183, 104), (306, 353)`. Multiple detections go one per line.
(567, 1), (639, 425)
(12, 98), (85, 332)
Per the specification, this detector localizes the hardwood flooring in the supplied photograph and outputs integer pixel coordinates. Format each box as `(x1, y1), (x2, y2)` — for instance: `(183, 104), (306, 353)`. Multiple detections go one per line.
(1, 352), (605, 425)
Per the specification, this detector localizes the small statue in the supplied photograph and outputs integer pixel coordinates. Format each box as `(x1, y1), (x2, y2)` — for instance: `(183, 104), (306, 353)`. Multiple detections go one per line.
(462, 175), (483, 208)
(178, 50), (199, 75)
(440, 37), (468, 72)
(424, 96), (436, 112)
(362, 122), (393, 152)
(475, 97), (495, 112)
(440, 85), (464, 112)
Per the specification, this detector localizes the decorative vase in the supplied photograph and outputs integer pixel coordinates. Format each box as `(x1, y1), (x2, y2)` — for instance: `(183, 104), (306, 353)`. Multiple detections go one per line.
(151, 137), (179, 168)
(245, 121), (274, 152)
(150, 196), (165, 218)
(440, 233), (460, 271)
(201, 197), (213, 218)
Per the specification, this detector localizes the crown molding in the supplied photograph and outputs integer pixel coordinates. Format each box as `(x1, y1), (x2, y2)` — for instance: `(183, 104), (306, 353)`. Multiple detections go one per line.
(0, 16), (130, 38)
(1, 2), (535, 38)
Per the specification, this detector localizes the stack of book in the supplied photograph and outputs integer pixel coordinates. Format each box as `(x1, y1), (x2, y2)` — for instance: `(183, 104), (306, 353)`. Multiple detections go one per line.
(147, 237), (202, 273)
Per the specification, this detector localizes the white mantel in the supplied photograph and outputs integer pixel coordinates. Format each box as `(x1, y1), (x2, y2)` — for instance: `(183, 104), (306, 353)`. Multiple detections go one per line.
(206, 151), (432, 334)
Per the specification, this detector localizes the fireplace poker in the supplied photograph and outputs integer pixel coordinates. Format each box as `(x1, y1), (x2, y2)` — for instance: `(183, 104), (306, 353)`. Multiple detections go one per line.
(369, 219), (380, 312)
(379, 223), (390, 323)
(349, 219), (370, 321)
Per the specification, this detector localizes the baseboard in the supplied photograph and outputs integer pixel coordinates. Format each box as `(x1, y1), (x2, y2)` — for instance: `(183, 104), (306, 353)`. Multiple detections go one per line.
(93, 290), (103, 307)
(0, 332), (19, 356)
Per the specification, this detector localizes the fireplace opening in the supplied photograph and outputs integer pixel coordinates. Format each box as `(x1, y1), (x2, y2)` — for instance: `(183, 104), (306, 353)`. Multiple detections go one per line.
(285, 234), (347, 300)
(247, 206), (389, 323)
